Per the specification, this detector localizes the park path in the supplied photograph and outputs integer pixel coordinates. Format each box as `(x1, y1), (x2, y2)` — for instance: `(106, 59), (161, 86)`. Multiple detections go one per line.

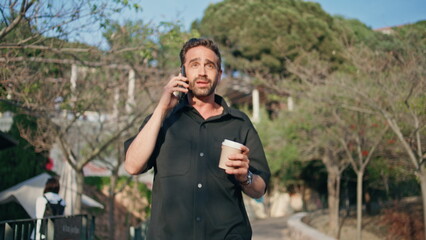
(251, 216), (289, 240)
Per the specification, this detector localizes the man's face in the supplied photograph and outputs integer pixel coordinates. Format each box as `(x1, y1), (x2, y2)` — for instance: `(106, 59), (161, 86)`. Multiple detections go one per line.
(183, 46), (222, 98)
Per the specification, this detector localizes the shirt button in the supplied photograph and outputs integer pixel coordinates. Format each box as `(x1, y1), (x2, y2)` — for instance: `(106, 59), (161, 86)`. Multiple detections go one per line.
(197, 183), (202, 188)
(196, 217), (201, 222)
(199, 152), (204, 157)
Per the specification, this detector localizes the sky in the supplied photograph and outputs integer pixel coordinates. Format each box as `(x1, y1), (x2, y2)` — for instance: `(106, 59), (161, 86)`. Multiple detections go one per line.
(310, 0), (426, 29)
(79, 0), (426, 48)
(133, 0), (425, 30)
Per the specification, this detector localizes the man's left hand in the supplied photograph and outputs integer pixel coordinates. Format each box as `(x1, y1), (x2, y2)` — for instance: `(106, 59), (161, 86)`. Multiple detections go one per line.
(225, 145), (250, 183)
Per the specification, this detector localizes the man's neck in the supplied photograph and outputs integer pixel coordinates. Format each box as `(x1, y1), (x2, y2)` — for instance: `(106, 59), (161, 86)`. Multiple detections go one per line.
(189, 94), (223, 120)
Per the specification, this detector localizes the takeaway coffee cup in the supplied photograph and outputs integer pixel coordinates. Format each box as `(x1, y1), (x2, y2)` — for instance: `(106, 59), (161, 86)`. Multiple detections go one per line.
(219, 139), (244, 170)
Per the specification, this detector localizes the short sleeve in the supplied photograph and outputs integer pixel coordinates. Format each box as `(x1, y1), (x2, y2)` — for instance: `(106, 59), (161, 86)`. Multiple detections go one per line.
(123, 114), (156, 173)
(244, 121), (271, 191)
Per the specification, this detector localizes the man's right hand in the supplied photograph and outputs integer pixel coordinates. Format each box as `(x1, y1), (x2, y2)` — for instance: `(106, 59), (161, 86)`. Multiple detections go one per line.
(158, 73), (189, 111)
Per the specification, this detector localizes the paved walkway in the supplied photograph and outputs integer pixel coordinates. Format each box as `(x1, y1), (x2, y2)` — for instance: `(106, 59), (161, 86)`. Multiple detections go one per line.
(251, 217), (289, 240)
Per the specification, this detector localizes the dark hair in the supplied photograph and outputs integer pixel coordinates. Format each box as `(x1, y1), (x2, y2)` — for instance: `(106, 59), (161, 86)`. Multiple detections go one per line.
(179, 38), (222, 70)
(44, 177), (60, 194)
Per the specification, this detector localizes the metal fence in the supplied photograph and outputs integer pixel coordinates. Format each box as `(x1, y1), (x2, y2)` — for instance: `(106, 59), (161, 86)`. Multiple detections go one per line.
(129, 220), (149, 240)
(0, 214), (95, 240)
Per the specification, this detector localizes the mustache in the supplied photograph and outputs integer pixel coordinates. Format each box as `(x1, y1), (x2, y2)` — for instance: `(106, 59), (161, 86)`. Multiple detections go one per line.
(194, 77), (211, 82)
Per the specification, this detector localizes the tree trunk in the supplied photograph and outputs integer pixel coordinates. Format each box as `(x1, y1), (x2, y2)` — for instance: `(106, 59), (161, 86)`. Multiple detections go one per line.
(418, 167), (426, 240)
(75, 170), (84, 214)
(381, 171), (390, 197)
(336, 174), (341, 238)
(356, 170), (364, 240)
(126, 69), (135, 113)
(108, 174), (118, 240)
(327, 168), (340, 238)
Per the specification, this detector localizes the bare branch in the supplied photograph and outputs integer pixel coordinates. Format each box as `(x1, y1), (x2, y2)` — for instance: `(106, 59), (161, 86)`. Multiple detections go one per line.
(17, 118), (56, 152)
(340, 104), (377, 115)
(0, 44), (99, 52)
(80, 111), (144, 168)
(362, 124), (389, 170)
(0, 56), (132, 69)
(381, 110), (420, 170)
(0, 0), (36, 40)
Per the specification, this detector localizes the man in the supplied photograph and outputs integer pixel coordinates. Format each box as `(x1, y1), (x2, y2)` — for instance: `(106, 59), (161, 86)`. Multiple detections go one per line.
(124, 38), (270, 240)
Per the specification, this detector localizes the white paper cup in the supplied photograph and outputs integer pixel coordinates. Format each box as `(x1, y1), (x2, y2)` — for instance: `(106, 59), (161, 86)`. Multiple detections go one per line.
(219, 139), (244, 170)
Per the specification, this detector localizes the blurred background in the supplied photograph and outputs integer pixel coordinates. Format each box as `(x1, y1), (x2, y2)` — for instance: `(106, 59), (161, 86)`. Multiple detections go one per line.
(1, 0), (425, 239)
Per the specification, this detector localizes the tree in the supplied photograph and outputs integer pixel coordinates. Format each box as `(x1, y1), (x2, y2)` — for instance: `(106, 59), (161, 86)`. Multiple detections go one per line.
(194, 0), (365, 93)
(0, 0), (140, 44)
(98, 20), (191, 239)
(291, 22), (424, 238)
(156, 22), (201, 70)
(193, 1), (382, 236)
(1, 0), (150, 218)
(295, 91), (351, 238)
(257, 90), (350, 237)
(255, 108), (301, 184)
(0, 106), (48, 220)
(332, 25), (425, 235)
(329, 105), (389, 240)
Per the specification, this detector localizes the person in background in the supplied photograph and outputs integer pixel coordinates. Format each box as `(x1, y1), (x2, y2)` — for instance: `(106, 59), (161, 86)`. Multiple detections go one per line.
(124, 38), (270, 240)
(32, 177), (66, 240)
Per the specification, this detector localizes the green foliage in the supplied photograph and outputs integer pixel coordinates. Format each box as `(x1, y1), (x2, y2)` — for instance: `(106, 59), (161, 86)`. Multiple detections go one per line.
(195, 0), (425, 200)
(137, 181), (152, 216)
(394, 20), (426, 47)
(156, 23), (201, 70)
(102, 19), (201, 70)
(332, 16), (381, 49)
(367, 157), (420, 198)
(0, 103), (48, 220)
(85, 176), (151, 198)
(255, 108), (304, 185)
(1, 0), (423, 217)
(1, 0), (143, 41)
(85, 176), (112, 191)
(194, 0), (368, 78)
(85, 176), (152, 216)
(103, 20), (157, 65)
(0, 16), (33, 43)
(300, 160), (328, 194)
(0, 114), (48, 191)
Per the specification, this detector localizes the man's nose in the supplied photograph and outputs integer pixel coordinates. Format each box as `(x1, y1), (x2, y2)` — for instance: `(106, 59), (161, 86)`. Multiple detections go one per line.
(198, 65), (207, 76)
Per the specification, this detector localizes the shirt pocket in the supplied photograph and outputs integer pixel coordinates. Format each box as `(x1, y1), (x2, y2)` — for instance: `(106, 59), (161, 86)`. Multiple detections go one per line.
(156, 145), (191, 178)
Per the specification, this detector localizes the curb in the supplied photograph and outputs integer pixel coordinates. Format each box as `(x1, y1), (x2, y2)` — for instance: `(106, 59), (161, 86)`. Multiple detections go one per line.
(287, 212), (336, 240)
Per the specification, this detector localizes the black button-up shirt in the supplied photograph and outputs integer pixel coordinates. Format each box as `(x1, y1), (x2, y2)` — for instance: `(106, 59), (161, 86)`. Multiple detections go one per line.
(125, 95), (270, 240)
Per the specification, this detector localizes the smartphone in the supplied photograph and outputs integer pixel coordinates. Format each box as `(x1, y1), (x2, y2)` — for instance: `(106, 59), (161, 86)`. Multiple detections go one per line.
(173, 66), (186, 101)
(181, 66), (186, 77)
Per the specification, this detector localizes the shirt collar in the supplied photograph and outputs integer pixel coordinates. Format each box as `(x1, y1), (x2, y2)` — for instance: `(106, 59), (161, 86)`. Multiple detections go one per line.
(172, 94), (245, 120)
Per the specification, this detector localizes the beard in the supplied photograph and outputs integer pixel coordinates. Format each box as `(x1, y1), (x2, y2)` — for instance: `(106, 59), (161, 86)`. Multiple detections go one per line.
(189, 77), (219, 97)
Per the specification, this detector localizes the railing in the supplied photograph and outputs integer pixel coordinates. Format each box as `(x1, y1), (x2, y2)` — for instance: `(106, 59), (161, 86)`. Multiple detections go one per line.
(129, 220), (149, 240)
(0, 214), (95, 240)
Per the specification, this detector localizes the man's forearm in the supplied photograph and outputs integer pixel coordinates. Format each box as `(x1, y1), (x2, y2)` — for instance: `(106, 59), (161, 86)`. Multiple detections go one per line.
(124, 107), (168, 175)
(241, 174), (266, 199)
